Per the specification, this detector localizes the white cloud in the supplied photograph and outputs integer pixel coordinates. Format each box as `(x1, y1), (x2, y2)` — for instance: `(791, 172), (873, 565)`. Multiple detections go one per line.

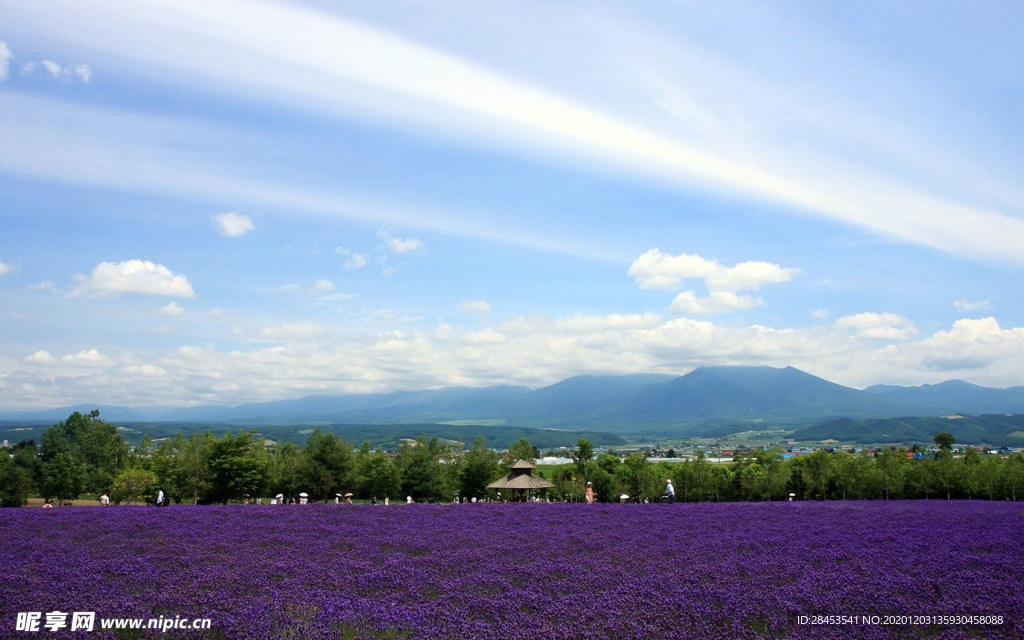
(833, 312), (917, 340)
(0, 41), (10, 82)
(60, 348), (108, 366)
(458, 300), (492, 313)
(344, 253), (367, 268)
(629, 249), (795, 315)
(387, 237), (422, 253)
(24, 350), (55, 365)
(255, 321), (327, 342)
(463, 328), (506, 345)
(954, 299), (990, 312)
(214, 212), (254, 237)
(628, 250), (719, 291)
(27, 280), (59, 293)
(379, 229), (423, 253)
(0, 259), (10, 275)
(72, 63), (92, 83)
(629, 249), (796, 293)
(6, 311), (1024, 408)
(158, 302), (185, 316)
(123, 364), (166, 377)
(40, 60), (61, 77)
(311, 279), (335, 293)
(707, 261), (798, 293)
(670, 291), (763, 315)
(3, 4), (1024, 265)
(70, 260), (195, 298)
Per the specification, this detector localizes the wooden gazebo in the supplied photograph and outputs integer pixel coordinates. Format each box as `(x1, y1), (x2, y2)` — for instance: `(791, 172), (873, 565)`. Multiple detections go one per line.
(487, 459), (554, 502)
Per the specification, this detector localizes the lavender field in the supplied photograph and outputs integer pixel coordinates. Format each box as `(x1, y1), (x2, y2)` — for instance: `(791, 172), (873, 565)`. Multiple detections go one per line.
(2, 501), (1022, 639)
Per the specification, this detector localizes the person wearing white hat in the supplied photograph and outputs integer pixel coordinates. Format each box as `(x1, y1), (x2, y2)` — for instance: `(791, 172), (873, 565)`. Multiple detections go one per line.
(665, 479), (675, 503)
(585, 481), (596, 504)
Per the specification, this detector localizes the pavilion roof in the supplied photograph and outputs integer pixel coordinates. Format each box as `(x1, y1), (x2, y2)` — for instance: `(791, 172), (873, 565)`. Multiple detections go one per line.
(487, 474), (554, 490)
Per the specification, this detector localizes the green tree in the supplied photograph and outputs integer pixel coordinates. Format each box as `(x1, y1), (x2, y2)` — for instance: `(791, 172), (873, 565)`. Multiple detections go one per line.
(832, 451), (860, 500)
(934, 432), (956, 451)
(0, 457), (33, 507)
(622, 453), (659, 502)
(39, 428), (82, 503)
(1002, 454), (1024, 501)
(400, 436), (449, 503)
(875, 449), (906, 500)
(357, 447), (402, 501)
(52, 410), (129, 495)
(797, 450), (834, 500)
(587, 462), (615, 503)
(975, 455), (1002, 500)
(269, 440), (304, 501)
(708, 465), (735, 501)
(551, 464), (582, 502)
(506, 438), (537, 466)
(756, 448), (790, 501)
(688, 451), (712, 502)
(110, 467), (158, 504)
(933, 449), (957, 500)
(205, 430), (269, 503)
(960, 447), (981, 499)
(299, 430), (355, 502)
(906, 456), (936, 499)
(574, 438), (594, 479)
(460, 435), (503, 500)
(738, 463), (767, 501)
(174, 433), (213, 505)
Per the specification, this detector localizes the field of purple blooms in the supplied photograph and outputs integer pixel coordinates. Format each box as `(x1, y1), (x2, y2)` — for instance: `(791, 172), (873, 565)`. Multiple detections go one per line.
(2, 501), (1022, 639)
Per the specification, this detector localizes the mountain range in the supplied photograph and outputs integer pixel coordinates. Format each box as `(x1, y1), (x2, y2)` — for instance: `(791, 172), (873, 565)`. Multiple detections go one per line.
(4, 366), (1024, 435)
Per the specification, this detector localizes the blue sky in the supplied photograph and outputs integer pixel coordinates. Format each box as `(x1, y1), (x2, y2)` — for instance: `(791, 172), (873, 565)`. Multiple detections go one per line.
(1, 1), (1023, 409)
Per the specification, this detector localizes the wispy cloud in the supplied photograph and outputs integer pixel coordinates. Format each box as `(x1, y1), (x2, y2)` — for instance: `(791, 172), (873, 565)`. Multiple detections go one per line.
(3, 2), (1022, 264)
(458, 300), (492, 313)
(0, 94), (611, 262)
(22, 59), (92, 83)
(954, 299), (991, 312)
(336, 249), (368, 269)
(378, 229), (423, 254)
(255, 321), (327, 342)
(0, 41), (10, 82)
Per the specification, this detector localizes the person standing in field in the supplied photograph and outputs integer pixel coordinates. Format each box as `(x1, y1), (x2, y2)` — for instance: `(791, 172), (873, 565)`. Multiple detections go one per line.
(665, 479), (675, 504)
(100, 494), (109, 506)
(156, 489), (164, 507)
(585, 481), (596, 504)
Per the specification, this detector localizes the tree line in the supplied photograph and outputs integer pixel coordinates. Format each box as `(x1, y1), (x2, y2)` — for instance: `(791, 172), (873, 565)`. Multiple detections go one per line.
(560, 435), (1024, 503)
(2, 411), (1023, 506)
